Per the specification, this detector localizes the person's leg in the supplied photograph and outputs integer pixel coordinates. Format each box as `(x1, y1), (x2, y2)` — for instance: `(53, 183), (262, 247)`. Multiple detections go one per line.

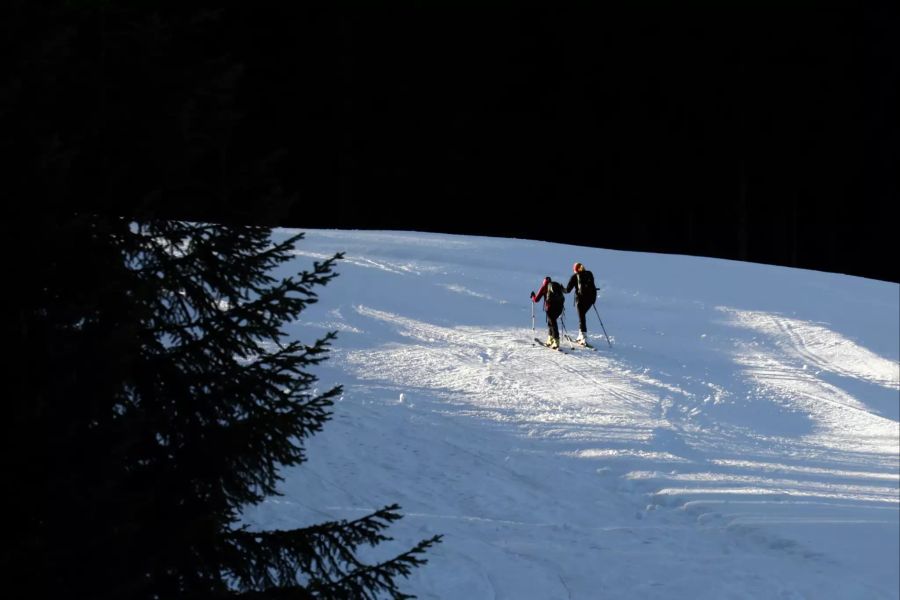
(576, 301), (589, 342)
(549, 307), (561, 348)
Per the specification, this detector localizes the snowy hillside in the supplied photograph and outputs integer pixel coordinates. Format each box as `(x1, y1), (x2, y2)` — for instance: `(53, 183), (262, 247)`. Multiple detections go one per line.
(241, 229), (900, 599)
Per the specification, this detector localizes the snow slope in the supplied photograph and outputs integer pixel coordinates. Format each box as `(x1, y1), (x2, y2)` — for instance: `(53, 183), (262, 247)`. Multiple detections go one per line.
(242, 229), (900, 599)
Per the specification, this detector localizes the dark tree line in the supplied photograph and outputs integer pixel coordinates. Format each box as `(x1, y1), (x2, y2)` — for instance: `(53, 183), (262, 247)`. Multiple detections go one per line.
(3, 2), (895, 281)
(283, 3), (891, 282)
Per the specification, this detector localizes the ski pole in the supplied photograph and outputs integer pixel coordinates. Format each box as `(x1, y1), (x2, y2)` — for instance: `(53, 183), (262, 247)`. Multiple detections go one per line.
(592, 304), (612, 347)
(560, 315), (578, 346)
(531, 300), (535, 334)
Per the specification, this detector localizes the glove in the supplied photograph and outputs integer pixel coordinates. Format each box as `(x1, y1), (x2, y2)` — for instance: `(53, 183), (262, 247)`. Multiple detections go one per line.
(530, 291), (535, 299)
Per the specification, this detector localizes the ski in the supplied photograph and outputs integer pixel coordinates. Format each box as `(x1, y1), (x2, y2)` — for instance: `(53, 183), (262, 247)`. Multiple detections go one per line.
(564, 334), (596, 350)
(533, 337), (565, 353)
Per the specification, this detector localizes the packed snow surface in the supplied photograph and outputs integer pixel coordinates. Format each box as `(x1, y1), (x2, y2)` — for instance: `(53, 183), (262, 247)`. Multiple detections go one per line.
(241, 230), (899, 599)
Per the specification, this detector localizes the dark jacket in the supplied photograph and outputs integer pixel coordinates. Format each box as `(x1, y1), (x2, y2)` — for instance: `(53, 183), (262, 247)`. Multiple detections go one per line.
(566, 270), (597, 306)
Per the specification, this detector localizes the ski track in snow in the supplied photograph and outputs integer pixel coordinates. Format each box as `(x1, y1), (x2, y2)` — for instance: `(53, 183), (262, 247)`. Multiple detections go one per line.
(733, 348), (898, 457)
(721, 307), (900, 390)
(346, 305), (667, 438)
(244, 229), (900, 599)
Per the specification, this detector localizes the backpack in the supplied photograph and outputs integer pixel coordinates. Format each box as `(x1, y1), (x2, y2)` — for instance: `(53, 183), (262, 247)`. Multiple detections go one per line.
(576, 271), (597, 305)
(545, 280), (565, 312)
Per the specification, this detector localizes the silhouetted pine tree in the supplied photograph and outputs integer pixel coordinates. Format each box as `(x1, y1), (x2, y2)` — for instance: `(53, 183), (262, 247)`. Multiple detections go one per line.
(9, 215), (439, 599)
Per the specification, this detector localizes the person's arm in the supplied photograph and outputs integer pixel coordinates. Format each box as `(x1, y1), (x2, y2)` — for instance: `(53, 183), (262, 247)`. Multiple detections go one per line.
(565, 273), (577, 293)
(532, 279), (548, 302)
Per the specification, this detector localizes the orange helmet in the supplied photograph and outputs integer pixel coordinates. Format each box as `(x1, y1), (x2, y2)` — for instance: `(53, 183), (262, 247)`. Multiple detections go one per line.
(573, 262), (583, 273)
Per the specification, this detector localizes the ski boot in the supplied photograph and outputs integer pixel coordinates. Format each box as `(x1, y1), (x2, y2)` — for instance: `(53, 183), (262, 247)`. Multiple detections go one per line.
(575, 331), (592, 348)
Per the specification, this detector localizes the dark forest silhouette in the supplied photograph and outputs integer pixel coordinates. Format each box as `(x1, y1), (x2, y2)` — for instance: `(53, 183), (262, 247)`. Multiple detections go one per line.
(4, 2), (896, 282)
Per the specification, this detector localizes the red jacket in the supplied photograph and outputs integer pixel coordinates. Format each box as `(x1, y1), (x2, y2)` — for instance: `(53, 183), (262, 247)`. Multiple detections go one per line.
(532, 278), (550, 310)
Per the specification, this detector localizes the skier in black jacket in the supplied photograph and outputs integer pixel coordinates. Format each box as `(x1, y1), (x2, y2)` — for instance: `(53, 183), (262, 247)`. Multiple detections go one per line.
(565, 262), (597, 346)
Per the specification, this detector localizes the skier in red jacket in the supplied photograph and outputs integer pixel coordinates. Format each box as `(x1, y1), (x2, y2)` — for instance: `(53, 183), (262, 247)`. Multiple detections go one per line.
(531, 276), (564, 349)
